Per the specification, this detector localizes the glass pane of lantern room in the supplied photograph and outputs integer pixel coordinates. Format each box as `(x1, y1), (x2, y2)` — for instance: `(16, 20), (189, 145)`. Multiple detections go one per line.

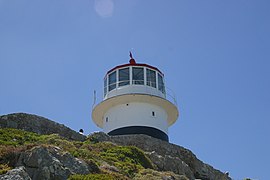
(132, 67), (144, 85)
(119, 68), (130, 87)
(108, 71), (116, 91)
(158, 74), (165, 93)
(104, 77), (107, 97)
(147, 69), (156, 88)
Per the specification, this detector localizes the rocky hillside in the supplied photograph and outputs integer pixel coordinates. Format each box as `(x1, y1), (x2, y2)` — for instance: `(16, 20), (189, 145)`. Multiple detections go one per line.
(0, 113), (231, 180)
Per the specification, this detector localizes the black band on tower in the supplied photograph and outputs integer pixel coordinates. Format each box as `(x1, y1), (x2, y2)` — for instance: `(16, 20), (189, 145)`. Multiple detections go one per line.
(108, 126), (169, 142)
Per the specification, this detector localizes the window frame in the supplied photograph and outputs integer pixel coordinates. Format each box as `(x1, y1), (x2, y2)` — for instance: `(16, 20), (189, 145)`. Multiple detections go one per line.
(108, 71), (117, 91)
(104, 76), (108, 97)
(146, 68), (157, 88)
(118, 67), (130, 87)
(132, 67), (144, 85)
(158, 73), (165, 94)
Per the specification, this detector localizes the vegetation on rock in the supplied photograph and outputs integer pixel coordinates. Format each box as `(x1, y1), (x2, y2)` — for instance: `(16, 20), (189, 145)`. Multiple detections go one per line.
(69, 172), (128, 180)
(0, 128), (159, 179)
(0, 113), (232, 180)
(0, 164), (11, 175)
(133, 169), (189, 180)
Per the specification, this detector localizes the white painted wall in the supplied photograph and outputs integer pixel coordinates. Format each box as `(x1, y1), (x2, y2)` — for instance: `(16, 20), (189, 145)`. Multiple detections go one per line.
(103, 102), (168, 134)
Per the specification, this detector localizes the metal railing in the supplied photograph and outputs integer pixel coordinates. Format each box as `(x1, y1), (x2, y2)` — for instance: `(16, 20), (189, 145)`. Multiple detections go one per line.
(92, 80), (178, 108)
(165, 86), (178, 107)
(105, 80), (164, 95)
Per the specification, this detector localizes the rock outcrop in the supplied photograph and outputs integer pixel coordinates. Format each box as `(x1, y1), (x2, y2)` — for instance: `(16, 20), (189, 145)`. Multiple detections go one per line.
(0, 113), (231, 180)
(15, 146), (98, 180)
(146, 151), (195, 179)
(89, 132), (230, 180)
(0, 113), (85, 141)
(0, 145), (99, 180)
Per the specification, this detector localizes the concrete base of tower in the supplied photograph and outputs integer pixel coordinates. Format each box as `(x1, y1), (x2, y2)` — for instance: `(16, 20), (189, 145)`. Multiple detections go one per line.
(107, 126), (169, 142)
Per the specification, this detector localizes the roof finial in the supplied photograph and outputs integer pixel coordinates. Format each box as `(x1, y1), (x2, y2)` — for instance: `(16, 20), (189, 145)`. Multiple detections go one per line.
(129, 51), (136, 64)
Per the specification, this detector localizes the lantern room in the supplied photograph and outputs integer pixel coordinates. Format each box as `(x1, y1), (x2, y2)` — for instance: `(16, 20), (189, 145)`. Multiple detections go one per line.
(104, 57), (165, 100)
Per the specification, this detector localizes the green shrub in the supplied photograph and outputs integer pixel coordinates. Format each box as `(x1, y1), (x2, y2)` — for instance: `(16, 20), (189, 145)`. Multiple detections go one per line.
(101, 146), (153, 169)
(69, 142), (117, 165)
(68, 173), (128, 180)
(0, 164), (11, 175)
(0, 128), (40, 146)
(71, 148), (96, 160)
(39, 134), (77, 152)
(99, 146), (153, 177)
(86, 135), (100, 144)
(81, 142), (116, 154)
(134, 169), (189, 180)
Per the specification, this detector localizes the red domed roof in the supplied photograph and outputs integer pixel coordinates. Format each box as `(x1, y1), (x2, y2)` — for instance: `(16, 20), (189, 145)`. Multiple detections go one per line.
(106, 60), (163, 76)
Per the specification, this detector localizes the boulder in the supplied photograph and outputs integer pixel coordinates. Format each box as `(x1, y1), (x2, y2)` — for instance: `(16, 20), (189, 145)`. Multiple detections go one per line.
(15, 145), (95, 180)
(146, 151), (195, 179)
(0, 166), (31, 180)
(0, 113), (85, 141)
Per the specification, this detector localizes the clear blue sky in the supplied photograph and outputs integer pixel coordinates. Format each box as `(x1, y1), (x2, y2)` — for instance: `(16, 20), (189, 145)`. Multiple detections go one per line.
(0, 0), (269, 179)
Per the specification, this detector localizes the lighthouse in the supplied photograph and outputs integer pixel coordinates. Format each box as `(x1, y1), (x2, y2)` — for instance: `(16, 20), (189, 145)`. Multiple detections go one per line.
(92, 53), (179, 142)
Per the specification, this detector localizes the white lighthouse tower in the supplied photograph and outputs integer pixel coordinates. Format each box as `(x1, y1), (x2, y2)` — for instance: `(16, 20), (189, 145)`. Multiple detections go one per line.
(92, 53), (179, 141)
